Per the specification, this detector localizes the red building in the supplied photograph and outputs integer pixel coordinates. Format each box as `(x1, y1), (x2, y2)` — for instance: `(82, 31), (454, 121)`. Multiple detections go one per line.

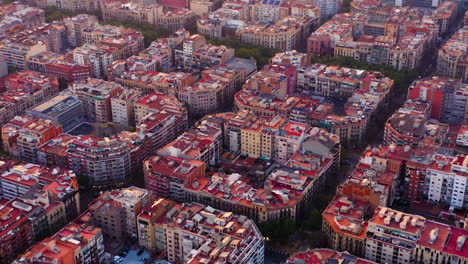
(263, 64), (298, 95)
(406, 150), (430, 201)
(160, 0), (188, 9)
(407, 77), (461, 121)
(0, 203), (34, 264)
(45, 62), (91, 82)
(307, 35), (332, 57)
(143, 155), (205, 200)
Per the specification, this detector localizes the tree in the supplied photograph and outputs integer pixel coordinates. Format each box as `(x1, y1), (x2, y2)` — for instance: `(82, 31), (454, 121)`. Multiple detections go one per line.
(258, 216), (296, 241)
(305, 209), (322, 230)
(155, 62), (164, 73)
(103, 20), (170, 47)
(58, 77), (69, 91)
(43, 6), (78, 23)
(77, 174), (89, 186)
(207, 37), (281, 69)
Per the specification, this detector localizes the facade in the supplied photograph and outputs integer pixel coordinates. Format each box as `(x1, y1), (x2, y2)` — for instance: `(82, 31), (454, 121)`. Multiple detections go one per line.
(158, 9), (197, 33)
(236, 17), (316, 51)
(111, 89), (141, 130)
(437, 27), (468, 83)
(426, 154), (467, 209)
(68, 136), (132, 188)
(322, 194), (369, 257)
(102, 2), (162, 24)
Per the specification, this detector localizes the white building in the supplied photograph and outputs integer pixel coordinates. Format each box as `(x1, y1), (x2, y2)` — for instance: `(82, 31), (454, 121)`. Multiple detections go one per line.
(366, 207), (425, 264)
(312, 0), (340, 18)
(111, 89), (141, 129)
(72, 44), (114, 79)
(426, 154), (468, 209)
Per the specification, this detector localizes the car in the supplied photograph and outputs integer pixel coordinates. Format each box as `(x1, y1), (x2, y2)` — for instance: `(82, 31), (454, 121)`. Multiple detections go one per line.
(137, 249), (144, 256)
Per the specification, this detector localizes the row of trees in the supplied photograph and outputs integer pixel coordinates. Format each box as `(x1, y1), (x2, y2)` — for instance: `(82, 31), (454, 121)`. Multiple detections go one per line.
(208, 37), (281, 69)
(104, 20), (171, 47)
(258, 192), (334, 241)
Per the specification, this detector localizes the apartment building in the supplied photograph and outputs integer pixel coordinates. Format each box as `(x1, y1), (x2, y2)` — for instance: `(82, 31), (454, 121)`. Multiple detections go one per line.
(112, 70), (196, 95)
(322, 195), (369, 257)
(62, 14), (99, 47)
(271, 50), (310, 68)
(177, 76), (228, 117)
(137, 198), (264, 263)
(134, 92), (187, 125)
(236, 63), (392, 145)
(143, 155), (205, 200)
(36, 133), (76, 168)
(0, 70), (59, 126)
(102, 2), (162, 24)
(176, 34), (235, 69)
(307, 13), (354, 57)
(68, 136), (132, 188)
(235, 17), (314, 52)
(426, 154), (467, 209)
(157, 116), (224, 165)
(72, 78), (123, 123)
(133, 93), (188, 153)
(158, 9), (197, 33)
(0, 38), (47, 69)
(88, 187), (151, 240)
(431, 1), (458, 36)
(0, 202), (34, 264)
(72, 44), (115, 79)
(16, 119), (63, 163)
(407, 77), (468, 124)
(0, 4), (45, 40)
(15, 222), (105, 264)
(384, 100), (432, 148)
(287, 248), (377, 264)
(365, 207), (425, 264)
(311, 6), (439, 71)
(27, 94), (84, 132)
(80, 24), (144, 52)
(190, 0), (222, 17)
(0, 161), (80, 218)
(414, 220), (468, 264)
(111, 89), (141, 130)
(312, 0), (340, 18)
